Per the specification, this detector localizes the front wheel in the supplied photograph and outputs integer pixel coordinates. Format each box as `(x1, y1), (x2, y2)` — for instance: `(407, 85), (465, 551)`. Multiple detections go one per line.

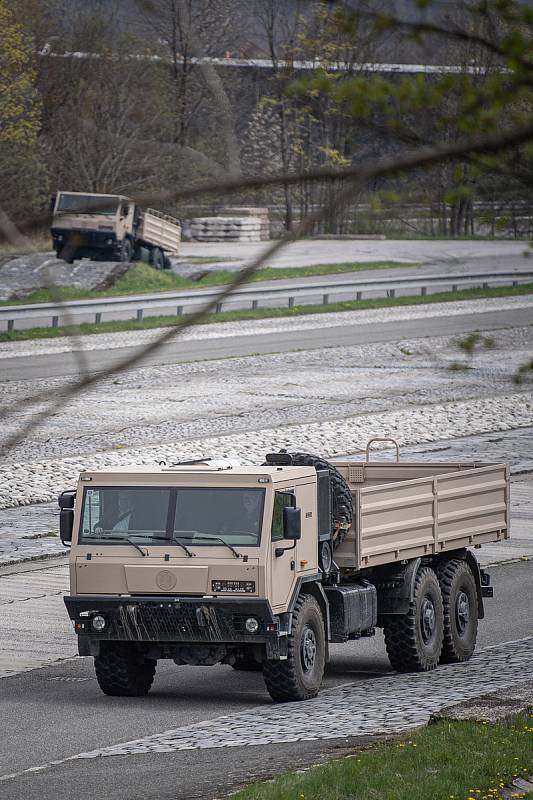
(436, 558), (478, 663)
(120, 239), (133, 263)
(263, 594), (325, 702)
(383, 566), (444, 672)
(94, 642), (156, 696)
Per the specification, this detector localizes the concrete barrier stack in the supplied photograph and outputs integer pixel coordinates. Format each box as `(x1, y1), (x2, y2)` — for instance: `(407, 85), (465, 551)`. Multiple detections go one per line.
(190, 207), (270, 242)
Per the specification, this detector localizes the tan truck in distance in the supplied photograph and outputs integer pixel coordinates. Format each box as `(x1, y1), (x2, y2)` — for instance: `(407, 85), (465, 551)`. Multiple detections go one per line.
(51, 191), (181, 268)
(60, 445), (506, 702)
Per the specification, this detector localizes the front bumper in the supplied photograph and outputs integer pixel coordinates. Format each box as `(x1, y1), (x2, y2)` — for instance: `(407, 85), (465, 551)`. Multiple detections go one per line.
(64, 595), (283, 657)
(51, 228), (118, 255)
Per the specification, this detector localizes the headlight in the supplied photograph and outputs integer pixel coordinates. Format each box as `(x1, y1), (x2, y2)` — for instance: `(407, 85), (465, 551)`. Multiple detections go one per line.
(91, 614), (107, 631)
(245, 617), (259, 634)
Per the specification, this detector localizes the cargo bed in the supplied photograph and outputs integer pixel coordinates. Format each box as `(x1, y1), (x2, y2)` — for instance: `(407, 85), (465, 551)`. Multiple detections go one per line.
(139, 208), (181, 254)
(333, 461), (509, 568)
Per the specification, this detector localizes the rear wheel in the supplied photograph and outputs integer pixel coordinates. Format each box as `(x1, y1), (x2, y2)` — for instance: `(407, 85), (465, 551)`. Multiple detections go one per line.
(151, 247), (165, 269)
(263, 594), (325, 702)
(436, 558), (478, 663)
(383, 566), (443, 672)
(94, 642), (156, 696)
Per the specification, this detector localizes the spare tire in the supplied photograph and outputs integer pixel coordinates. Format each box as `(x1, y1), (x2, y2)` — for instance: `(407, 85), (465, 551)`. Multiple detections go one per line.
(269, 452), (353, 548)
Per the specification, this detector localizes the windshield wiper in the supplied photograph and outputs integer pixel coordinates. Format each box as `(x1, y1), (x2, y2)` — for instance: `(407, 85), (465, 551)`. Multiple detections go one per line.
(90, 534), (148, 557)
(87, 531), (197, 558)
(179, 534), (244, 560)
(135, 533), (196, 558)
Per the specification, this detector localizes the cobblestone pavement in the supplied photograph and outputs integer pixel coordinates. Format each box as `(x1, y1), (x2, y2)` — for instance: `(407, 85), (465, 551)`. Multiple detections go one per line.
(1, 636), (530, 783)
(1, 392), (532, 511)
(4, 325), (533, 468)
(75, 637), (533, 756)
(1, 321), (532, 499)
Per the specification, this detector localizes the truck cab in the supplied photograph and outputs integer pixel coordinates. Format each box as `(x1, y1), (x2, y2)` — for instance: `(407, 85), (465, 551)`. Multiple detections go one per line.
(51, 191), (135, 263)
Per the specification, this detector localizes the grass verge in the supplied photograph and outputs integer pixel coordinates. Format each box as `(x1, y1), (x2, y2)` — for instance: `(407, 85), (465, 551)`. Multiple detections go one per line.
(0, 261), (419, 306)
(1, 282), (532, 343)
(231, 714), (533, 800)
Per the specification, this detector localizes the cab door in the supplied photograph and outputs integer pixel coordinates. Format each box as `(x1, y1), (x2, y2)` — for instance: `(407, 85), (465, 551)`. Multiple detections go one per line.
(269, 489), (297, 610)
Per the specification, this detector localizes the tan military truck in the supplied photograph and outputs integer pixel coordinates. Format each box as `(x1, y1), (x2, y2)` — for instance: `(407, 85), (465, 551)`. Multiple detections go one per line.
(51, 191), (181, 267)
(60, 446), (506, 702)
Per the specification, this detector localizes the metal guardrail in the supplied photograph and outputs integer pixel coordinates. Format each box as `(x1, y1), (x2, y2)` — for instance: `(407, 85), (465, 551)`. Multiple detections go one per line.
(1, 271), (532, 331)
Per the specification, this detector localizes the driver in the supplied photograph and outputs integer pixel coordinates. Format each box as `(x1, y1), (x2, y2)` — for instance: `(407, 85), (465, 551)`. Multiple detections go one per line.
(111, 492), (135, 531)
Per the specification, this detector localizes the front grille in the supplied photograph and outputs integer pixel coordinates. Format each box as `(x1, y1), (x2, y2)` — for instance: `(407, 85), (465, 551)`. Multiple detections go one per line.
(116, 603), (235, 642)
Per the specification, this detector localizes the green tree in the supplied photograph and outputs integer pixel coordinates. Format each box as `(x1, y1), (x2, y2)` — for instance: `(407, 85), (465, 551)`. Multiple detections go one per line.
(297, 0), (533, 238)
(0, 0), (48, 220)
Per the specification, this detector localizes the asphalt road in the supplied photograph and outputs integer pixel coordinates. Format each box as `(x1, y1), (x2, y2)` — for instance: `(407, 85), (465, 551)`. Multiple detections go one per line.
(1, 560), (531, 800)
(177, 239), (531, 270)
(3, 305), (533, 382)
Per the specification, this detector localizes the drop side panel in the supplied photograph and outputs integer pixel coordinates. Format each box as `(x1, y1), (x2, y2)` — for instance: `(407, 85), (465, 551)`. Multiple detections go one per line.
(356, 464), (509, 568)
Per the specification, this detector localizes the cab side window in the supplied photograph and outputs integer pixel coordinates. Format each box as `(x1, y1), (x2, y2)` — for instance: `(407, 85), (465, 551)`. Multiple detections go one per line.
(271, 490), (294, 542)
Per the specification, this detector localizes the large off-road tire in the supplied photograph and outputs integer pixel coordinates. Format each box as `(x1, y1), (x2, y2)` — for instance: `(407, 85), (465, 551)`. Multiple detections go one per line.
(263, 594), (325, 702)
(94, 642), (156, 697)
(151, 247), (165, 269)
(286, 452), (353, 548)
(383, 566), (444, 672)
(120, 238), (133, 263)
(435, 558), (478, 663)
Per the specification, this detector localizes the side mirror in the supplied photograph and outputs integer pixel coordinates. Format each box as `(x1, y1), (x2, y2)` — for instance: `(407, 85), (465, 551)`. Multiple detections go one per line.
(58, 491), (75, 546)
(58, 491), (75, 510)
(60, 509), (73, 545)
(283, 507), (301, 540)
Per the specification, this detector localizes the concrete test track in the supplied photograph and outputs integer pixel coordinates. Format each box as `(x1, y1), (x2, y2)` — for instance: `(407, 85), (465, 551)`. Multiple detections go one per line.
(0, 560), (531, 800)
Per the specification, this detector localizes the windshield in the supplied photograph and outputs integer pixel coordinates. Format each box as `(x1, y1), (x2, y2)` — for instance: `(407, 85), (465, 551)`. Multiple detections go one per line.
(79, 486), (265, 547)
(57, 194), (119, 216)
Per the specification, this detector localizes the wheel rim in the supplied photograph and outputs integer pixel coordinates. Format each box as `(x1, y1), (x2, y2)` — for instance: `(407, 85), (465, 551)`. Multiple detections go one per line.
(421, 596), (436, 643)
(455, 590), (470, 634)
(301, 625), (317, 672)
(320, 541), (332, 573)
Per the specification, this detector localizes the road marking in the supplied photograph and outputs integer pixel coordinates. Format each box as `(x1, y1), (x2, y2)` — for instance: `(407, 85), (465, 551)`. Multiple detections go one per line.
(1, 636), (531, 784)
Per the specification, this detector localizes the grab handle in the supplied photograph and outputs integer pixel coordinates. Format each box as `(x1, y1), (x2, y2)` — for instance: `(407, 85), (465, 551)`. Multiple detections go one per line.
(365, 438), (400, 462)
